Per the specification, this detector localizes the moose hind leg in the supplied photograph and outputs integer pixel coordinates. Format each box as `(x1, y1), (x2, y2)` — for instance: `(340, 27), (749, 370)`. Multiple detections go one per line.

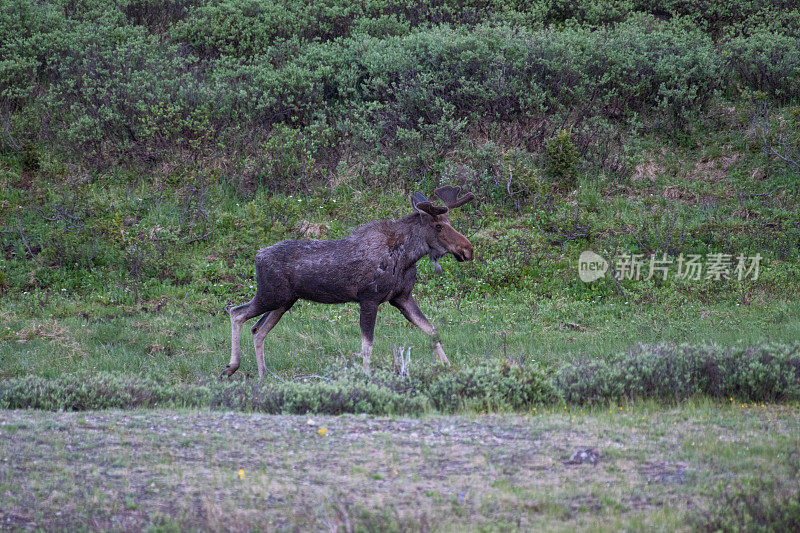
(358, 302), (378, 374)
(252, 304), (292, 378)
(390, 296), (450, 365)
(224, 299), (265, 377)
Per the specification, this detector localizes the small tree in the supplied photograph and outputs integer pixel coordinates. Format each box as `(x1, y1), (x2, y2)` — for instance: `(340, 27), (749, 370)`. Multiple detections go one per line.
(544, 128), (579, 189)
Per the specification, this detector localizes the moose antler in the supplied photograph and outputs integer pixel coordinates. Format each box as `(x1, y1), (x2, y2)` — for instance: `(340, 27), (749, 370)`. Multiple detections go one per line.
(434, 185), (474, 209)
(411, 191), (448, 216)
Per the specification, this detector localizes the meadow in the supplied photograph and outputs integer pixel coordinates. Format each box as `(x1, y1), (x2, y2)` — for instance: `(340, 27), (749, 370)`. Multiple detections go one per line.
(2, 0), (800, 529)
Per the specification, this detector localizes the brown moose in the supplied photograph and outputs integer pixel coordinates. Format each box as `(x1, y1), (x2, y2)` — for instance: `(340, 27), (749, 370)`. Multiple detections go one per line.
(223, 186), (475, 377)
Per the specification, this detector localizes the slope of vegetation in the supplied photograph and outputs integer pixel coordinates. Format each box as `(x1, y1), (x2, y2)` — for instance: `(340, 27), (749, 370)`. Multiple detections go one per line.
(2, 3), (799, 530)
(1, 0), (799, 396)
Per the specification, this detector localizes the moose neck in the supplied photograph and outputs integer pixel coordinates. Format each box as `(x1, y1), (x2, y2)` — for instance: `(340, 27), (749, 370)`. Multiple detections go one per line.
(397, 213), (436, 270)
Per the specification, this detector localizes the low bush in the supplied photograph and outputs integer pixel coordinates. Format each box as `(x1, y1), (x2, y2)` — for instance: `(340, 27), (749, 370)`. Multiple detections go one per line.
(426, 360), (558, 411)
(0, 373), (429, 414)
(553, 342), (800, 405)
(544, 129), (579, 187)
(3, 343), (798, 413)
(0, 373), (209, 411)
(209, 379), (430, 415)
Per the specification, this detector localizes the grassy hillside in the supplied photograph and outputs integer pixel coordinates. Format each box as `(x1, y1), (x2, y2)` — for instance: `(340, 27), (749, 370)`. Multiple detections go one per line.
(2, 4), (800, 531)
(1, 0), (799, 388)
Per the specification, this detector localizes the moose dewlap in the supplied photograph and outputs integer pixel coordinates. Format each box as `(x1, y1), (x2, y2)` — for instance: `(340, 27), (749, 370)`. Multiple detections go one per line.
(224, 186), (475, 377)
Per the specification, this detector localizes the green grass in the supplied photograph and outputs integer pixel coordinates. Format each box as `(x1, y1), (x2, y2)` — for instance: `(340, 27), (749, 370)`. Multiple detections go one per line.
(2, 125), (799, 407)
(2, 290), (798, 381)
(2, 94), (798, 390)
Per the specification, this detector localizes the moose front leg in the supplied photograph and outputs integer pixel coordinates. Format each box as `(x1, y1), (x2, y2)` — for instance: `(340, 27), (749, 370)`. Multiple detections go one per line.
(390, 296), (450, 365)
(358, 302), (378, 374)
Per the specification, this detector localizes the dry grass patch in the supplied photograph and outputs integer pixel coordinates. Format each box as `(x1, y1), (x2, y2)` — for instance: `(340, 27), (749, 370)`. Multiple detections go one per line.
(14, 320), (88, 359)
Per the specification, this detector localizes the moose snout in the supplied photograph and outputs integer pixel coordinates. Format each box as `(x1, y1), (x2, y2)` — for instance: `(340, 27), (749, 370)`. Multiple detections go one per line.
(454, 242), (474, 262)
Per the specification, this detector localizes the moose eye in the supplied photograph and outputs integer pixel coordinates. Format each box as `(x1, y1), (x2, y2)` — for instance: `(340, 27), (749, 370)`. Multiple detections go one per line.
(435, 224), (442, 232)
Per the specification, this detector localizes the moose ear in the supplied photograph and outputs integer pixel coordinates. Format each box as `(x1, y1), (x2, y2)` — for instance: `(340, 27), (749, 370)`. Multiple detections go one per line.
(410, 191), (429, 211)
(414, 201), (449, 217)
(434, 185), (475, 209)
(411, 190), (448, 216)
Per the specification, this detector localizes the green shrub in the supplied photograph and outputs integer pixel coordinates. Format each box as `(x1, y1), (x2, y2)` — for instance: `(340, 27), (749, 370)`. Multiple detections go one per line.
(0, 373), (428, 415)
(20, 143), (40, 173)
(259, 123), (317, 187)
(723, 29), (800, 102)
(209, 379), (429, 415)
(0, 0), (66, 107)
(553, 342), (800, 405)
(2, 1), (779, 170)
(0, 360), (554, 414)
(1, 343), (798, 412)
(630, 0), (799, 36)
(580, 15), (720, 128)
(544, 129), (579, 186)
(427, 361), (558, 411)
(41, 25), (213, 162)
(0, 373), (209, 411)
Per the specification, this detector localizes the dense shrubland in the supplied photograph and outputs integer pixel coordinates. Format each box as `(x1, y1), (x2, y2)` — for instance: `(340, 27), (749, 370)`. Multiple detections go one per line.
(2, 0), (798, 177)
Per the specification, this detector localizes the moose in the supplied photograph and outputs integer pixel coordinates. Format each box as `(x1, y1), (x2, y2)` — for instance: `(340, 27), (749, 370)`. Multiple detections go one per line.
(223, 186), (475, 377)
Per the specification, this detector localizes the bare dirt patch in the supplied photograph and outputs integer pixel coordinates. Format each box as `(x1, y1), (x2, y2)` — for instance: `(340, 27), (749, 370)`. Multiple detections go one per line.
(632, 160), (664, 183)
(689, 150), (740, 184)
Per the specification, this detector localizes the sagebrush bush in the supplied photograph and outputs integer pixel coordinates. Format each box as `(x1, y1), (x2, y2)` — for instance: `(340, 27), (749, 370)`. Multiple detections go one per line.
(553, 342), (800, 405)
(209, 379), (430, 415)
(0, 360), (554, 414)
(0, 373), (209, 411)
(426, 361), (558, 411)
(0, 373), (430, 414)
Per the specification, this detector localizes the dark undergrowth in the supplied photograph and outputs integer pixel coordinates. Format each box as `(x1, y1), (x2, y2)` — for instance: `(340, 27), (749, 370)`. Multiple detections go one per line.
(2, 342), (798, 414)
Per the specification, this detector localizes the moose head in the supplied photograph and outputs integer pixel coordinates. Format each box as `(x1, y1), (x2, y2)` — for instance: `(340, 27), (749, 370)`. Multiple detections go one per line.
(410, 186), (475, 272)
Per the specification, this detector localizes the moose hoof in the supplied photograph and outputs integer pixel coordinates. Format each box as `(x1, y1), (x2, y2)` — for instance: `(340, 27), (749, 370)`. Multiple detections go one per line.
(220, 364), (239, 378)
